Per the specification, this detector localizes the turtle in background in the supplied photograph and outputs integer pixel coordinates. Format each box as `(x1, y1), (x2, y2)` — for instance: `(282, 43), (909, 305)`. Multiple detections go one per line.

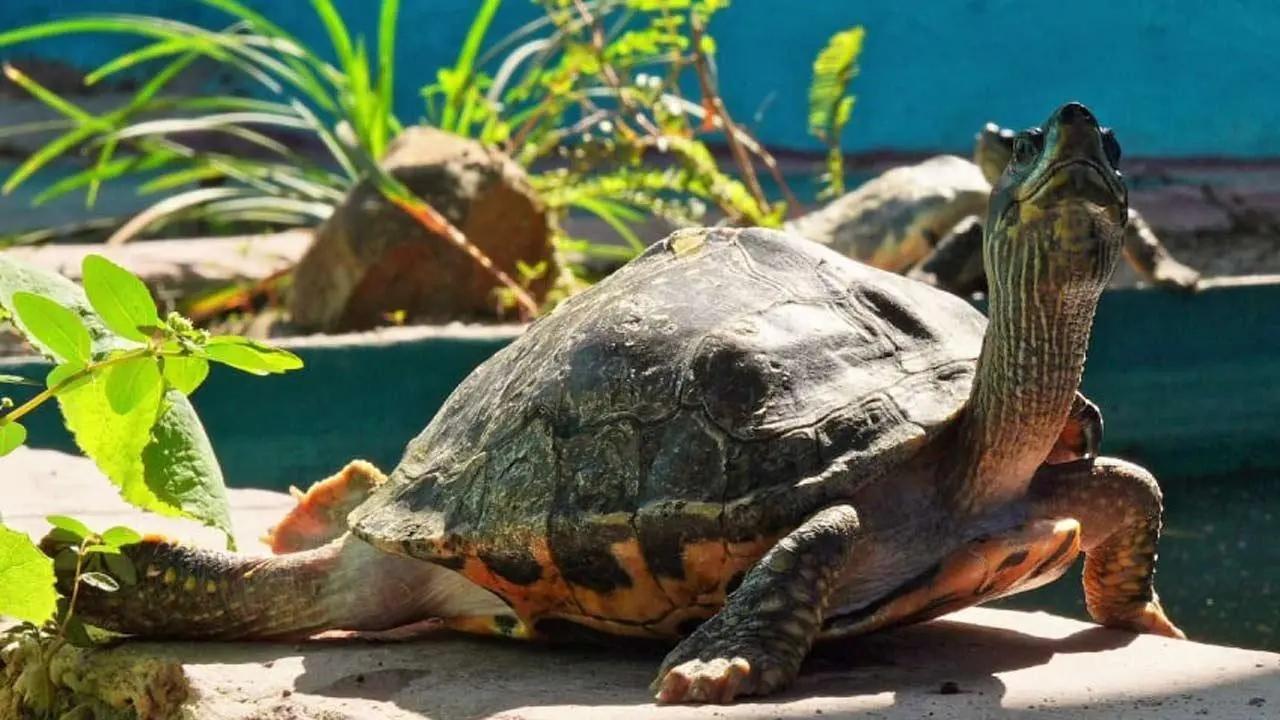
(47, 103), (1181, 705)
(787, 121), (1201, 296)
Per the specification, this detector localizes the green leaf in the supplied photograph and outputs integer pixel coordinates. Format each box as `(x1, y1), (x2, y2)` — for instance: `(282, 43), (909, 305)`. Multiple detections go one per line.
(62, 616), (96, 648)
(0, 525), (57, 624)
(0, 254), (235, 545)
(161, 355), (210, 395)
(141, 391), (234, 549)
(79, 571), (120, 592)
(0, 421), (26, 457)
(807, 25), (863, 200)
(104, 356), (163, 415)
(57, 363), (166, 509)
(0, 373), (37, 386)
(204, 336), (303, 375)
(45, 515), (93, 540)
(101, 526), (142, 547)
(10, 292), (92, 364)
(103, 552), (138, 586)
(81, 255), (161, 342)
(82, 543), (121, 555)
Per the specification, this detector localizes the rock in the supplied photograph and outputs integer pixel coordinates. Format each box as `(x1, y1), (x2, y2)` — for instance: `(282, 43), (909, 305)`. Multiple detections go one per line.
(4, 448), (1278, 719)
(289, 127), (555, 331)
(784, 155), (990, 273)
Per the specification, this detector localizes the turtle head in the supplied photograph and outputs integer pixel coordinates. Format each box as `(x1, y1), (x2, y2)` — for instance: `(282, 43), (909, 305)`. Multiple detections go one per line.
(973, 122), (1015, 185)
(984, 102), (1127, 300)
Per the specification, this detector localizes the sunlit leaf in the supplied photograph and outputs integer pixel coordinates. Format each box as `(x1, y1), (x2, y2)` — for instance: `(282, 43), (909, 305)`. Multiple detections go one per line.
(82, 255), (161, 342)
(79, 571), (120, 593)
(161, 355), (210, 395)
(0, 422), (26, 457)
(10, 292), (92, 364)
(0, 374), (37, 386)
(0, 525), (57, 624)
(101, 526), (143, 547)
(204, 336), (303, 375)
(0, 255), (234, 545)
(104, 355), (163, 415)
(45, 515), (93, 540)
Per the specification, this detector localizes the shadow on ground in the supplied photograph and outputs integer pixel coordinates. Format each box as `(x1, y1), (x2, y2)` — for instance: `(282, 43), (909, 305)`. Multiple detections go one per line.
(123, 608), (1277, 720)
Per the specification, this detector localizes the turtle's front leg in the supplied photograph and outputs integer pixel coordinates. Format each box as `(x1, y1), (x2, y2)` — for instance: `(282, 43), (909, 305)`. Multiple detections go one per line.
(653, 504), (860, 704)
(1029, 457), (1184, 638)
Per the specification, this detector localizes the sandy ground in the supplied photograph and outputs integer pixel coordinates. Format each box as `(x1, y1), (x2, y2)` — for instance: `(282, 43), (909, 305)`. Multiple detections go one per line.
(2, 447), (1278, 719)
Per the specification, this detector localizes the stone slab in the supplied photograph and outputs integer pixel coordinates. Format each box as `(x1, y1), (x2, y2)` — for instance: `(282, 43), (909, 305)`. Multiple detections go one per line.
(2, 448), (1277, 719)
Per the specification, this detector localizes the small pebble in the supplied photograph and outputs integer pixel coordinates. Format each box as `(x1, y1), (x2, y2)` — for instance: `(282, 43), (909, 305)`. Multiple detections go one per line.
(939, 680), (961, 695)
(1248, 697), (1266, 707)
(281, 690), (291, 698)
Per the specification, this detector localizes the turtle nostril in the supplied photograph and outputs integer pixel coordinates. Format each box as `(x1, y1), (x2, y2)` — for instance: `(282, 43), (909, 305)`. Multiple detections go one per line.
(1058, 102), (1096, 125)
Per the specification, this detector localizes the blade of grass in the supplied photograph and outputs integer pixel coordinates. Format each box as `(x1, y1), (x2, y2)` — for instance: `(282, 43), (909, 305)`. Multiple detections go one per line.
(85, 38), (204, 85)
(373, 0), (401, 158)
(573, 197), (645, 253)
(1, 64), (99, 126)
(309, 0), (357, 72)
(106, 187), (245, 245)
(441, 0), (504, 132)
(2, 126), (98, 195)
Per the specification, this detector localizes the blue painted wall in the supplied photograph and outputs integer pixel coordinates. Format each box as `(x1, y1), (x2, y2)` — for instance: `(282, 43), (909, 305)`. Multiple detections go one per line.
(2, 1), (1277, 157)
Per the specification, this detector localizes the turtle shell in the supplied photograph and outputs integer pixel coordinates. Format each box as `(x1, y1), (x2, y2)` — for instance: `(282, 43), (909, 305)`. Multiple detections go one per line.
(784, 155), (990, 272)
(350, 226), (987, 636)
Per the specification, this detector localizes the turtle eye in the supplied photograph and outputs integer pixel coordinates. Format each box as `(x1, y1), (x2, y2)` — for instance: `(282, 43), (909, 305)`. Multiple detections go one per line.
(1101, 128), (1122, 167)
(1011, 130), (1042, 167)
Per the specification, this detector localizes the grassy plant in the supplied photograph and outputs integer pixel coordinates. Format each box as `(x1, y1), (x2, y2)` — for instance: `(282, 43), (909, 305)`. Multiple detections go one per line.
(448, 0), (797, 252)
(807, 26), (865, 199)
(0, 0), (404, 241)
(0, 0), (799, 311)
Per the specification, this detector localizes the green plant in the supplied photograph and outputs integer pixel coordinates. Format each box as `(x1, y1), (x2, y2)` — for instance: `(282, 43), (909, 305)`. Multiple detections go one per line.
(0, 0), (798, 296)
(807, 26), (865, 199)
(433, 0), (797, 261)
(0, 1), (543, 318)
(0, 0), (401, 241)
(0, 252), (302, 649)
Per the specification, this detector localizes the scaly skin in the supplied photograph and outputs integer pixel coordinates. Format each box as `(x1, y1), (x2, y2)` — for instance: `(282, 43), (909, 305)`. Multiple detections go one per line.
(1031, 458), (1182, 638)
(654, 505), (861, 703)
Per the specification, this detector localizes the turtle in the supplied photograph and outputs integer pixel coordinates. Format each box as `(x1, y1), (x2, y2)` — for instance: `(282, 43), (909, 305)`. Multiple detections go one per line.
(49, 102), (1183, 705)
(786, 121), (1201, 296)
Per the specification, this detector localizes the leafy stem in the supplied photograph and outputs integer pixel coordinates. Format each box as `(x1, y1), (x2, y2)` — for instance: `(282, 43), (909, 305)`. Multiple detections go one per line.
(0, 345), (154, 427)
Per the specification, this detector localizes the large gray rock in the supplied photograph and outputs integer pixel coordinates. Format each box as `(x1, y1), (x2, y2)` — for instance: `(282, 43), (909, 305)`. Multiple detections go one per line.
(289, 127), (556, 331)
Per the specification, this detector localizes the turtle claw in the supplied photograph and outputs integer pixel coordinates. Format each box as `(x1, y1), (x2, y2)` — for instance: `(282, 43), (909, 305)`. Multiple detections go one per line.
(654, 656), (754, 704)
(1124, 601), (1186, 640)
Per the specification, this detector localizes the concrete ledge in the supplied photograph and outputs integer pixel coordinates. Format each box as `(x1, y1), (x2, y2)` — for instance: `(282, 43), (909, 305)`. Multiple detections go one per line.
(5, 609), (1274, 720)
(2, 448), (1278, 719)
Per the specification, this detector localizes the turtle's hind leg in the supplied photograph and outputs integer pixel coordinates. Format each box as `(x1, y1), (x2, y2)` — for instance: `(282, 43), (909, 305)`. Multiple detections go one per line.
(264, 460), (388, 553)
(42, 533), (511, 640)
(1029, 457), (1184, 638)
